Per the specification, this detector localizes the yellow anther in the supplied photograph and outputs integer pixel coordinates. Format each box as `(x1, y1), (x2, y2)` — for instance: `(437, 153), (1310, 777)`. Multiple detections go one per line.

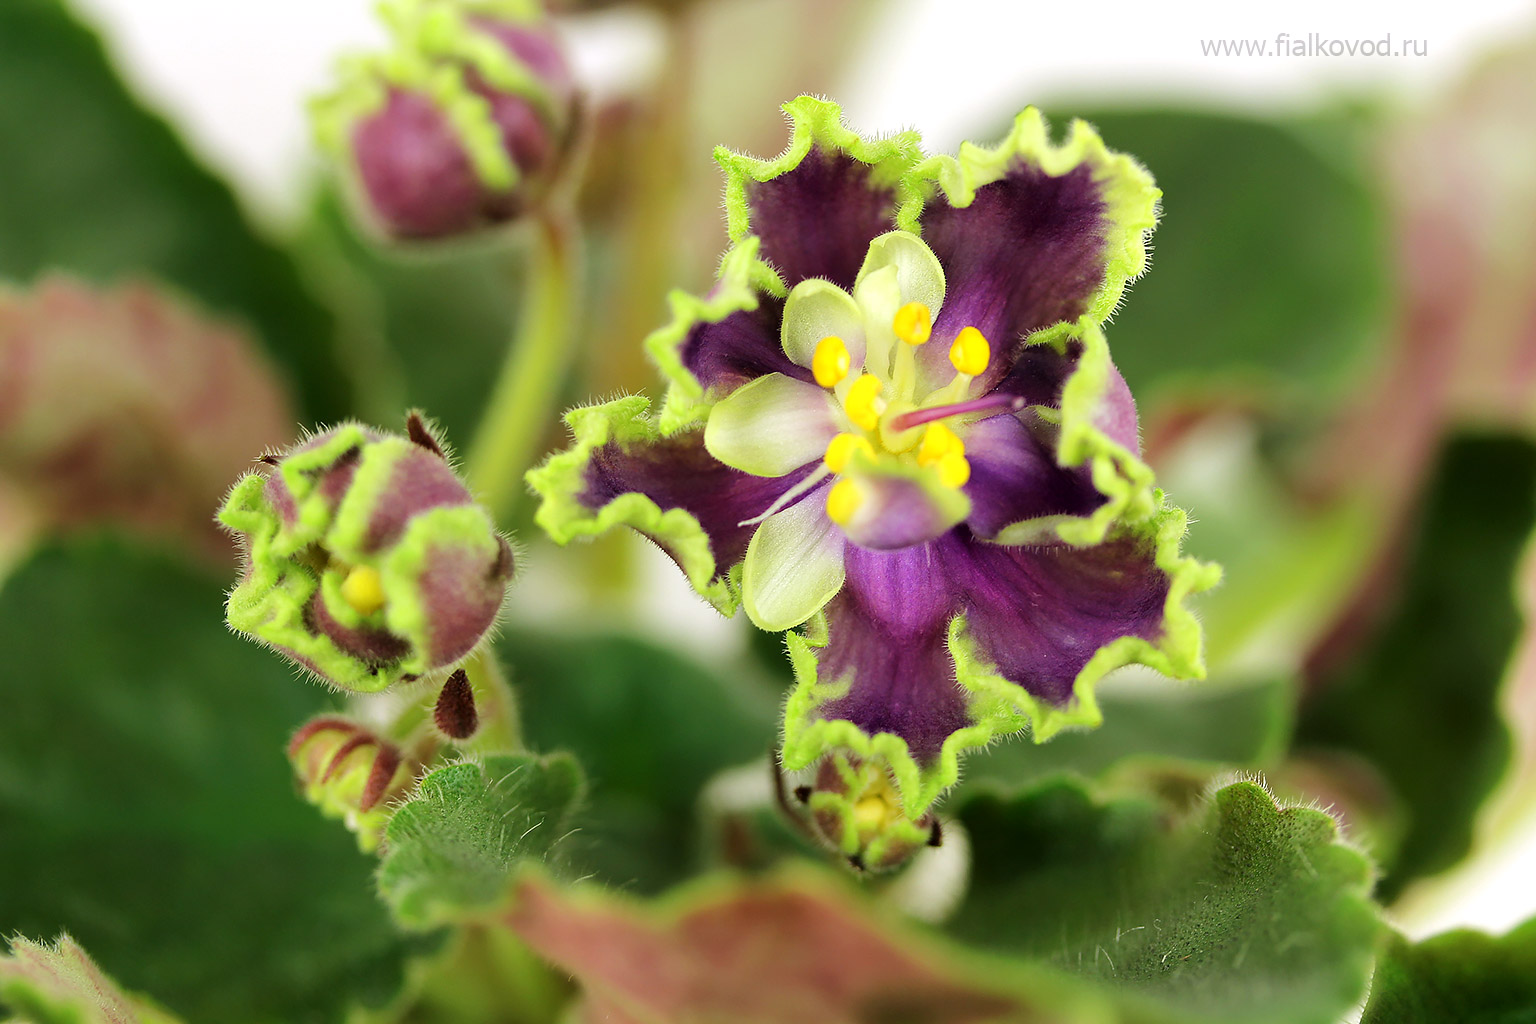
(826, 478), (864, 525)
(916, 422), (965, 468)
(812, 335), (851, 388)
(892, 301), (932, 346)
(843, 374), (884, 432)
(824, 433), (876, 474)
(854, 794), (894, 832)
(949, 326), (991, 376)
(936, 450), (971, 489)
(340, 565), (386, 617)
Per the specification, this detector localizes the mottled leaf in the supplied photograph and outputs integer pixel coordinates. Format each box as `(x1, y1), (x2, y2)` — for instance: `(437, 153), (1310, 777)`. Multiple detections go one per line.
(0, 934), (182, 1024)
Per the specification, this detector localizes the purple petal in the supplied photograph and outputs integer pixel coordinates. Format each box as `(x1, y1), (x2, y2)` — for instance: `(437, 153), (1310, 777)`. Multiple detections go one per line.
(417, 537), (513, 665)
(1094, 360), (1140, 453)
(953, 532), (1170, 704)
(919, 162), (1109, 388)
(747, 147), (902, 289)
(362, 446), (476, 553)
(352, 90), (486, 239)
(678, 298), (813, 398)
(962, 413), (1104, 538)
(578, 428), (817, 582)
(814, 544), (970, 763)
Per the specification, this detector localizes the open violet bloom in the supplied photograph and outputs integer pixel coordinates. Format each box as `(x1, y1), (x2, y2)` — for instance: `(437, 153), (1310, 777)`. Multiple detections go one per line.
(529, 97), (1219, 846)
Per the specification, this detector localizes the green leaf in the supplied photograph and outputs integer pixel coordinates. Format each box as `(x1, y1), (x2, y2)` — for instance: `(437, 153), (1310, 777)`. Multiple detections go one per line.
(1041, 107), (1388, 404)
(957, 673), (1294, 790)
(378, 754), (585, 929)
(1299, 436), (1536, 897)
(1361, 917), (1536, 1023)
(0, 541), (410, 1023)
(0, 934), (182, 1024)
(0, 0), (349, 420)
(506, 628), (779, 893)
(949, 779), (1382, 1024)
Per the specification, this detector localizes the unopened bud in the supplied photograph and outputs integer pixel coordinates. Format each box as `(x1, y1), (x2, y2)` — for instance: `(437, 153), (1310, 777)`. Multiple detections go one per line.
(288, 716), (414, 851)
(218, 412), (514, 692)
(794, 753), (937, 873)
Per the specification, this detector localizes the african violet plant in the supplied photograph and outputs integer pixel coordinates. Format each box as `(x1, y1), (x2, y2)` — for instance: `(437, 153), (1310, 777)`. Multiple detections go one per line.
(5, 1), (1536, 1022)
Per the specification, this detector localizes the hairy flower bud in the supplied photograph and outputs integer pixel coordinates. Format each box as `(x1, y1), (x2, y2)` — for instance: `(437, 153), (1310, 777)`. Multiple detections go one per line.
(790, 752), (939, 873)
(218, 413), (514, 692)
(315, 0), (577, 240)
(288, 716), (414, 851)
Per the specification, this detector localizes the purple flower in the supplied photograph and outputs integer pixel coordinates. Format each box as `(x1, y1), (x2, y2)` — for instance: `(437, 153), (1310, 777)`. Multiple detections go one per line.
(315, 0), (576, 240)
(530, 97), (1218, 827)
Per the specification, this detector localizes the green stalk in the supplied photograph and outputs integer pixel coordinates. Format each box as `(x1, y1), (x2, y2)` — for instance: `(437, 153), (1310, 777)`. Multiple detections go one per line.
(466, 211), (580, 524)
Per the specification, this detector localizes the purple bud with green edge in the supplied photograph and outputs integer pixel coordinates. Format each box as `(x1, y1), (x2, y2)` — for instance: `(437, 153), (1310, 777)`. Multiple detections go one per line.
(315, 0), (576, 241)
(288, 715), (414, 852)
(795, 751), (937, 873)
(218, 414), (514, 692)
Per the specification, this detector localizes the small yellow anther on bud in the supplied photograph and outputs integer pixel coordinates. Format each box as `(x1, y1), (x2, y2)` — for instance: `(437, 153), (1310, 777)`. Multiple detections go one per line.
(854, 793), (895, 832)
(824, 433), (876, 474)
(950, 326), (991, 377)
(916, 422), (965, 468)
(340, 565), (387, 617)
(843, 374), (884, 432)
(812, 335), (852, 388)
(892, 302), (932, 346)
(826, 478), (864, 525)
(936, 451), (972, 489)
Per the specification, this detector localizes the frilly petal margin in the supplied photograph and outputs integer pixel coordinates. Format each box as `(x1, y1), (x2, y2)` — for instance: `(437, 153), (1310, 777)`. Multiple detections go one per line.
(900, 105), (1160, 332)
(527, 395), (813, 617)
(780, 500), (1221, 819)
(717, 95), (923, 292)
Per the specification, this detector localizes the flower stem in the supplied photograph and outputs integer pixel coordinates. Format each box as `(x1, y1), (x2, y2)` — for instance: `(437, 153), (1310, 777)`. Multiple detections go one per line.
(466, 210), (581, 524)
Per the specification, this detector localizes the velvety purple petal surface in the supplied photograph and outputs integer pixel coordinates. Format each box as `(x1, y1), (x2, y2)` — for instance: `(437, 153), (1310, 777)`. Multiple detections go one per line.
(952, 530), (1169, 704)
(361, 447), (475, 553)
(920, 163), (1109, 389)
(418, 540), (510, 665)
(815, 544), (970, 763)
(578, 428), (818, 578)
(678, 297), (813, 398)
(962, 413), (1105, 538)
(809, 527), (1171, 759)
(747, 147), (902, 289)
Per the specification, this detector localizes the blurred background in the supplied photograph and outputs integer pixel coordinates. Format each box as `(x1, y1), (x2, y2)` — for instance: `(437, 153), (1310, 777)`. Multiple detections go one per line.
(4, 0), (1536, 1018)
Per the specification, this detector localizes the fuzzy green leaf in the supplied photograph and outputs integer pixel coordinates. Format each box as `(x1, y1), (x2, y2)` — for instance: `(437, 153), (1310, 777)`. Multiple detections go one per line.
(378, 753), (585, 929)
(1361, 917), (1536, 1023)
(0, 541), (410, 1022)
(1042, 107), (1388, 404)
(950, 779), (1381, 1024)
(1299, 436), (1536, 897)
(507, 628), (778, 893)
(0, 0), (350, 420)
(957, 674), (1293, 790)
(0, 934), (182, 1024)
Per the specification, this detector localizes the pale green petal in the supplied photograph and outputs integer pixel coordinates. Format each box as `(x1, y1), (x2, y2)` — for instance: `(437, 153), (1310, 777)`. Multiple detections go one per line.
(855, 230), (946, 316)
(782, 279), (866, 371)
(851, 265), (901, 380)
(704, 373), (838, 477)
(742, 493), (846, 631)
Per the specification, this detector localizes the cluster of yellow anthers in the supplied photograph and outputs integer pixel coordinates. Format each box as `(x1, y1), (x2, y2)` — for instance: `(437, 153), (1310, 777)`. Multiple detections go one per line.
(338, 565), (388, 617)
(807, 300), (995, 527)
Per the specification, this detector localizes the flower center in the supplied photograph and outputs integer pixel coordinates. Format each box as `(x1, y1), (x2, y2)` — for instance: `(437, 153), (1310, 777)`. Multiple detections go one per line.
(810, 302), (1009, 526)
(340, 564), (387, 617)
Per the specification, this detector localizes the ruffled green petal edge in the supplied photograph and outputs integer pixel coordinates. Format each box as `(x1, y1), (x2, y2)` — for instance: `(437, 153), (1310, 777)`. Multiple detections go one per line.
(781, 500), (1221, 819)
(899, 105), (1160, 327)
(526, 395), (742, 616)
(646, 97), (923, 433)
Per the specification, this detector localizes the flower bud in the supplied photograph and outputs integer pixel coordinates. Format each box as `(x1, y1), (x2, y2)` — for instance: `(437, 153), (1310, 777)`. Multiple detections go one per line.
(288, 716), (414, 851)
(315, 0), (576, 240)
(792, 752), (939, 873)
(218, 413), (514, 692)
